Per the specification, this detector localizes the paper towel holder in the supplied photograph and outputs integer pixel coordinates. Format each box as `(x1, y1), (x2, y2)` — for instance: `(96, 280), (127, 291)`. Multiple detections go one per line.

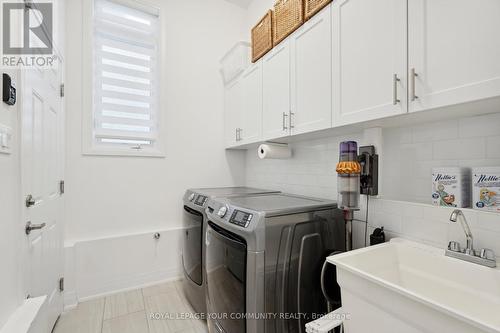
(260, 141), (288, 153)
(258, 142), (292, 160)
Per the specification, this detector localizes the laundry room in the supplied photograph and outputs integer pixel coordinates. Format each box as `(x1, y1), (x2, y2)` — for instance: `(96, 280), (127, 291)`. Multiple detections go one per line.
(1, 0), (500, 332)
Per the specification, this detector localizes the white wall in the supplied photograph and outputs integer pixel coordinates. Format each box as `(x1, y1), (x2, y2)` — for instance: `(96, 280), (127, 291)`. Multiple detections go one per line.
(65, 0), (247, 242)
(0, 69), (22, 328)
(64, 0), (248, 303)
(246, 112), (500, 251)
(246, 0), (274, 37)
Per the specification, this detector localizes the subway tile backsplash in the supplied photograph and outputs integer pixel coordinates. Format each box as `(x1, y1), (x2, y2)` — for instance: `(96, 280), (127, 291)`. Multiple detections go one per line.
(383, 112), (500, 204)
(245, 112), (500, 254)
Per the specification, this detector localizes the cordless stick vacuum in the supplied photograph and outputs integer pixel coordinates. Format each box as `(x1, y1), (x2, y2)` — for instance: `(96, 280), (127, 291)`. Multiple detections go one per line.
(336, 141), (361, 251)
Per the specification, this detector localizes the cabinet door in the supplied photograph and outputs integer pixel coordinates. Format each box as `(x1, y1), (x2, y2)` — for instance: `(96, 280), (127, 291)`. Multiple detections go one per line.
(240, 62), (263, 144)
(262, 41), (291, 141)
(224, 79), (242, 147)
(290, 6), (332, 135)
(408, 0), (500, 112)
(332, 0), (407, 126)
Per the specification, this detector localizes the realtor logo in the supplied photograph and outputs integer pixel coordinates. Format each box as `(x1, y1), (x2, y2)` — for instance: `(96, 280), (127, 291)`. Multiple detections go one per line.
(2, 1), (55, 68)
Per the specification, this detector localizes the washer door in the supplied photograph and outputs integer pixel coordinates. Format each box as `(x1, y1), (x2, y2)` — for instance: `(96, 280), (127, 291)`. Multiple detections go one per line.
(183, 206), (203, 285)
(206, 222), (247, 333)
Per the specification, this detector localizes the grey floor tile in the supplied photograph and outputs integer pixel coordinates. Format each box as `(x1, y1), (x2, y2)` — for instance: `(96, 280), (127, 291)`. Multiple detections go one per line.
(102, 311), (149, 333)
(104, 289), (145, 320)
(145, 291), (192, 333)
(142, 281), (179, 298)
(53, 298), (104, 333)
(54, 282), (207, 333)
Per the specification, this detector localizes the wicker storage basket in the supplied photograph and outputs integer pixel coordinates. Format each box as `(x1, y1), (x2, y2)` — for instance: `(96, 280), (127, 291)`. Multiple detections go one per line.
(305, 0), (331, 20)
(251, 10), (274, 62)
(273, 0), (304, 46)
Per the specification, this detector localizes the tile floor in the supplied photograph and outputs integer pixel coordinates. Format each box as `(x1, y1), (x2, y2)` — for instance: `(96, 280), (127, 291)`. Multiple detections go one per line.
(53, 280), (208, 333)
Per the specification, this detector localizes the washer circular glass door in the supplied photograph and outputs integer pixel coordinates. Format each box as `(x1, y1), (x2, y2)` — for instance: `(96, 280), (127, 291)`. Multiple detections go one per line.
(206, 222), (247, 333)
(183, 206), (203, 285)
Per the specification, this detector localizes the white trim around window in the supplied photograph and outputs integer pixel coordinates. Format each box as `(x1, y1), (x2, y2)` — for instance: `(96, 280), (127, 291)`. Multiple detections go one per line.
(82, 0), (165, 157)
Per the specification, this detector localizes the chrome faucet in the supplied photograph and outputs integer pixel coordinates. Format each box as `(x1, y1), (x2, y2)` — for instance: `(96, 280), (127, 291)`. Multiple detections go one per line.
(449, 209), (474, 255)
(446, 209), (497, 268)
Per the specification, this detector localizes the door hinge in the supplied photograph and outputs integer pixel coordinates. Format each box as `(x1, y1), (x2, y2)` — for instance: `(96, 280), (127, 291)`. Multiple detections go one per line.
(60, 84), (64, 98)
(59, 277), (64, 292)
(59, 180), (65, 195)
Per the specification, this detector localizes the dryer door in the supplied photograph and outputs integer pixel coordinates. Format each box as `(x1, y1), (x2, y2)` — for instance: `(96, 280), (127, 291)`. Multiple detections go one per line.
(206, 222), (247, 333)
(183, 206), (204, 285)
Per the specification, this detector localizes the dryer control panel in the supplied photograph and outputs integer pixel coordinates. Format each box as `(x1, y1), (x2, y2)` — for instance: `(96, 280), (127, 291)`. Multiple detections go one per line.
(229, 209), (253, 228)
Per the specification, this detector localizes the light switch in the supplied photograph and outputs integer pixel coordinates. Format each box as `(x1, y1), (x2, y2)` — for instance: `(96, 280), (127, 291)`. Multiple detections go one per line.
(0, 124), (12, 154)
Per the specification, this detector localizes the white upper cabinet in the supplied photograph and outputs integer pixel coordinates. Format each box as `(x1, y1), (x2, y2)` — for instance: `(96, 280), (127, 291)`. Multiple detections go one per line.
(224, 1), (500, 149)
(224, 78), (243, 147)
(240, 61), (263, 144)
(408, 0), (500, 112)
(332, 0), (408, 126)
(290, 6), (332, 135)
(262, 40), (291, 141)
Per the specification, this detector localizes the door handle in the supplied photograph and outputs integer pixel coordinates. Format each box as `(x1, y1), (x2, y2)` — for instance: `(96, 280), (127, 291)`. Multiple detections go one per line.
(25, 221), (46, 235)
(393, 74), (401, 105)
(282, 112), (288, 131)
(290, 111), (295, 129)
(25, 194), (36, 208)
(410, 68), (419, 102)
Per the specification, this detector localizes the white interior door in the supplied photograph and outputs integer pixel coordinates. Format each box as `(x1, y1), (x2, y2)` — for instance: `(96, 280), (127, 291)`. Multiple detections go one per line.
(21, 58), (64, 333)
(408, 0), (500, 112)
(332, 0), (408, 126)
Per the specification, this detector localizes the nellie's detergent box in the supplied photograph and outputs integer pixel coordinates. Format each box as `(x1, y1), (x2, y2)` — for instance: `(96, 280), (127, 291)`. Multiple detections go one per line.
(432, 167), (470, 208)
(473, 167), (500, 212)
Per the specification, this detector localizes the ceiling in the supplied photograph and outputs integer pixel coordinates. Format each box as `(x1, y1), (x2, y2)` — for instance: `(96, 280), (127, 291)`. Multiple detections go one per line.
(224, 0), (254, 8)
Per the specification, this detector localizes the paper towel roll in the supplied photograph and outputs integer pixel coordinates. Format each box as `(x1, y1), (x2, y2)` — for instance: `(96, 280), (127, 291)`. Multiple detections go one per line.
(258, 143), (292, 159)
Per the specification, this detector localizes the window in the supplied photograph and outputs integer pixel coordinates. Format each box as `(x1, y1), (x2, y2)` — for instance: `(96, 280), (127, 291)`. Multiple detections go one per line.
(91, 0), (161, 155)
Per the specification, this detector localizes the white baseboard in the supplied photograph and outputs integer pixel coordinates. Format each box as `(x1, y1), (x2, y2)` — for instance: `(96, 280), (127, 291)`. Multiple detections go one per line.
(77, 268), (182, 302)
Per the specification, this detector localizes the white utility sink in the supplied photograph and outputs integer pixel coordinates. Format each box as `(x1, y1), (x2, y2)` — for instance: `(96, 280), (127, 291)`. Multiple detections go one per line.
(328, 238), (500, 333)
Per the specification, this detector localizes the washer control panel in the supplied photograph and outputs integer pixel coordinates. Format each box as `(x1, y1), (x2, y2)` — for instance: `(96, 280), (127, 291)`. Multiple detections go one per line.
(194, 195), (208, 206)
(229, 209), (253, 228)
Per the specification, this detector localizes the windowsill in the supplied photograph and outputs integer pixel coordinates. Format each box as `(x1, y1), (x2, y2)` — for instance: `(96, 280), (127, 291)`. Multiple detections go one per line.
(82, 147), (166, 158)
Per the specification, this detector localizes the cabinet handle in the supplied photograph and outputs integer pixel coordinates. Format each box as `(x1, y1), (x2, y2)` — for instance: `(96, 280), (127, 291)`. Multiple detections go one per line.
(393, 74), (401, 105)
(290, 112), (295, 129)
(410, 68), (419, 102)
(282, 112), (288, 131)
(235, 128), (238, 141)
(238, 128), (242, 141)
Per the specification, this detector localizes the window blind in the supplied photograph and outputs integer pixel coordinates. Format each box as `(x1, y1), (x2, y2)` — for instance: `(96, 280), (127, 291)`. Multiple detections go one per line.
(93, 0), (159, 149)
